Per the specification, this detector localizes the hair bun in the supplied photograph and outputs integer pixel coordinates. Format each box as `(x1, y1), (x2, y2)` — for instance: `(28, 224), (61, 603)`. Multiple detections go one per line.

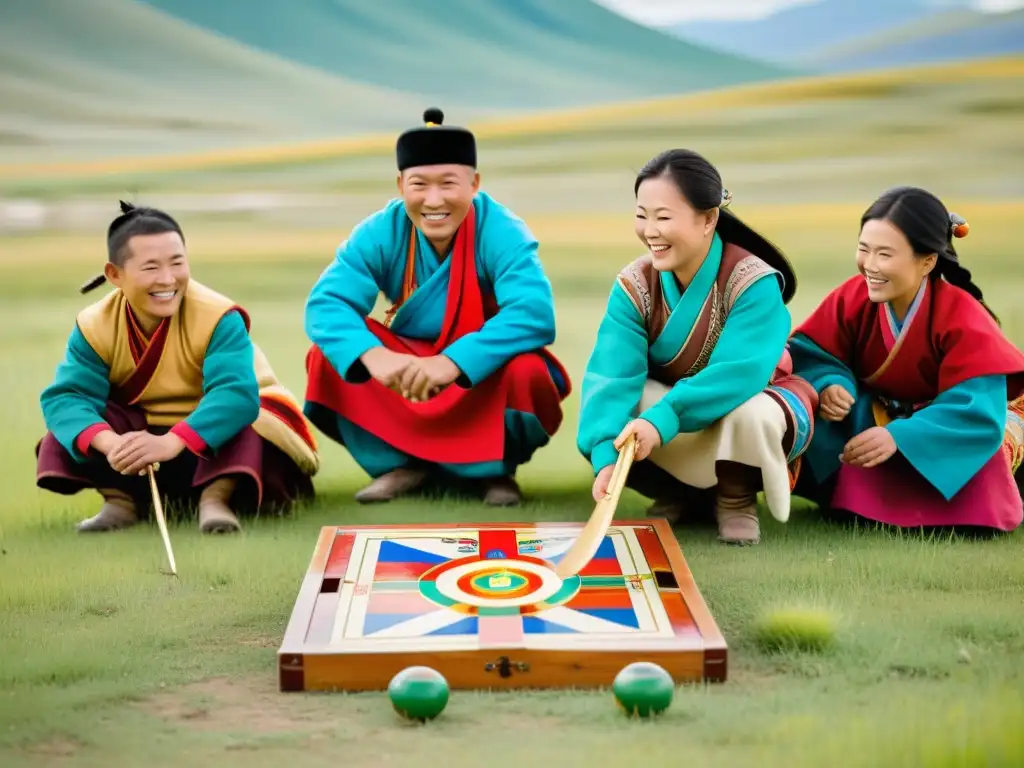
(118, 199), (136, 215)
(950, 212), (969, 239)
(423, 107), (444, 126)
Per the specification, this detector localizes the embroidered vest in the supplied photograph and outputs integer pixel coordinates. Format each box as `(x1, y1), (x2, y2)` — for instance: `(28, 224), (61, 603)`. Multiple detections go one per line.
(616, 243), (781, 385)
(76, 280), (319, 474)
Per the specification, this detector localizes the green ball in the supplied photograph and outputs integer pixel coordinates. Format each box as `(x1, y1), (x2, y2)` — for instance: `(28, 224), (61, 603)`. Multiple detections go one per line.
(752, 606), (838, 653)
(612, 662), (674, 718)
(387, 666), (449, 722)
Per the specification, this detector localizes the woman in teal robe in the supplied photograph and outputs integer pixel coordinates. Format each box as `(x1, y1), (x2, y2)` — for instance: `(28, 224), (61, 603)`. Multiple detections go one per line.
(577, 149), (817, 545)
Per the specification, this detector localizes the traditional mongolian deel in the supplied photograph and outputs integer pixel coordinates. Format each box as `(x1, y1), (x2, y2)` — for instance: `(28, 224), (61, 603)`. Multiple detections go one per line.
(278, 520), (727, 691)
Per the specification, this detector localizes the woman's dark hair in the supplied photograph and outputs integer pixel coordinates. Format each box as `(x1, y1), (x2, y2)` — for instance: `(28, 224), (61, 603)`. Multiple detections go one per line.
(634, 149), (796, 303)
(860, 186), (996, 322)
(80, 200), (184, 293)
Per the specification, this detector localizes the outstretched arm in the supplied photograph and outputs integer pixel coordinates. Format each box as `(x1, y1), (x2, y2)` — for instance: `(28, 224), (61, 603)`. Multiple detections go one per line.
(640, 276), (790, 445)
(576, 283), (649, 473)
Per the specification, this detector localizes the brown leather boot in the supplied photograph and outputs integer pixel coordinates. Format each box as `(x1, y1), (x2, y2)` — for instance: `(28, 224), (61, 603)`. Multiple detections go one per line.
(715, 462), (761, 545)
(482, 476), (522, 507)
(198, 477), (241, 534)
(354, 468), (429, 504)
(76, 489), (138, 532)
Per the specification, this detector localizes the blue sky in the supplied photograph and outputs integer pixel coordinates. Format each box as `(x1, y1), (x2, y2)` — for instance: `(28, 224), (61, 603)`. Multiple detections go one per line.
(594, 0), (1024, 25)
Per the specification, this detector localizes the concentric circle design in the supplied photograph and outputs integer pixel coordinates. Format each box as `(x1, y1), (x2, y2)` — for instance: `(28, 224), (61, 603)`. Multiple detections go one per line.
(418, 553), (582, 613)
(435, 559), (561, 607)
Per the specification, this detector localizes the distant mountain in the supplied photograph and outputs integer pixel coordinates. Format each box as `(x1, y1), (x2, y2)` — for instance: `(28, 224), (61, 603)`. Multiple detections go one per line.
(803, 8), (1024, 72)
(663, 0), (966, 64)
(139, 0), (793, 110)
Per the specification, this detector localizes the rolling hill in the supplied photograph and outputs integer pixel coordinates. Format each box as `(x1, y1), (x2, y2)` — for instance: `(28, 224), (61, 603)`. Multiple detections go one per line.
(0, 0), (439, 163)
(137, 0), (793, 108)
(663, 0), (962, 65)
(804, 8), (1024, 72)
(0, 0), (794, 164)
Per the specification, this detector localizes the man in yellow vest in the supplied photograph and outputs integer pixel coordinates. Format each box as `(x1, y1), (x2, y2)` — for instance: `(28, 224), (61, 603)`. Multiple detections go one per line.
(35, 202), (319, 533)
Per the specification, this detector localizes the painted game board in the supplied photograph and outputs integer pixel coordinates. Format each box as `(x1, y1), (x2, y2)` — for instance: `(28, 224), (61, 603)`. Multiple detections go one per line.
(279, 520), (726, 691)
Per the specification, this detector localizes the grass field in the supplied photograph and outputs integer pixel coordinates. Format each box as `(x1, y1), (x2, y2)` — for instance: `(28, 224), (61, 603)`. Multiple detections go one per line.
(2, 61), (1023, 767)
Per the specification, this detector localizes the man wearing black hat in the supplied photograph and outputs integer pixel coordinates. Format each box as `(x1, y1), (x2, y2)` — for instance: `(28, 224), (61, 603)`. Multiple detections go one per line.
(304, 109), (571, 506)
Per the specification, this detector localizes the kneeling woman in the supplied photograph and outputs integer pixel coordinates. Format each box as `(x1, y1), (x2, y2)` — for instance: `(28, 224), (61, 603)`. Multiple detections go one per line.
(789, 186), (1024, 533)
(576, 149), (818, 544)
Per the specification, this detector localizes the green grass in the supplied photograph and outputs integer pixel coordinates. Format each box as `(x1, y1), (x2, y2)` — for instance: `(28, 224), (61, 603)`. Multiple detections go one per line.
(2, 59), (1024, 765)
(2, 199), (1023, 765)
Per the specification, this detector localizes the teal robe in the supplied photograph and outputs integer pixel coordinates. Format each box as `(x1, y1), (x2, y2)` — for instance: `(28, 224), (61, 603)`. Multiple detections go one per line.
(577, 233), (791, 474)
(40, 312), (260, 462)
(304, 191), (565, 478)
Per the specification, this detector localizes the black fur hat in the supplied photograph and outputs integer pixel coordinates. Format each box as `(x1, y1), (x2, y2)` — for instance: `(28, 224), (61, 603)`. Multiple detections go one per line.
(396, 108), (476, 171)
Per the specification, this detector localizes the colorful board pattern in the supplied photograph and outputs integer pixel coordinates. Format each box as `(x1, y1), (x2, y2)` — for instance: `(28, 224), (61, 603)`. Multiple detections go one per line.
(279, 520), (726, 691)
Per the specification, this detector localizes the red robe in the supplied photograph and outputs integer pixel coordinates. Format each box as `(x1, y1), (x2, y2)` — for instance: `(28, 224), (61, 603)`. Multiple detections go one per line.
(794, 274), (1024, 530)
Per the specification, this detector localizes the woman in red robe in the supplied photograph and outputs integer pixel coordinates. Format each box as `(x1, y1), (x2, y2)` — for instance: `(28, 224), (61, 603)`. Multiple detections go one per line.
(788, 186), (1024, 533)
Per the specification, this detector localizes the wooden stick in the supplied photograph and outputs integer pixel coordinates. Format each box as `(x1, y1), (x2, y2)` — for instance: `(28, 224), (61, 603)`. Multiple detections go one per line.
(554, 434), (636, 579)
(147, 466), (177, 576)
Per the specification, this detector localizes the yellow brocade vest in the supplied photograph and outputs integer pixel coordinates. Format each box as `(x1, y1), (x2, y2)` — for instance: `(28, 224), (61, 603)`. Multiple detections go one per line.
(75, 279), (319, 475)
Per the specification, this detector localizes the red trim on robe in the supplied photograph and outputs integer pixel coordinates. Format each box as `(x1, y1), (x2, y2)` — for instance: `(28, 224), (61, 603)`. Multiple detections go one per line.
(170, 422), (209, 457)
(115, 306), (171, 405)
(795, 275), (1024, 401)
(305, 205), (570, 465)
(75, 422), (111, 456)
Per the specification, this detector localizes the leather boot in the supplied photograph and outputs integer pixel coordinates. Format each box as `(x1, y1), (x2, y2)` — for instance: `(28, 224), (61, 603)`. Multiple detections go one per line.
(76, 489), (138, 532)
(198, 477), (241, 534)
(715, 462), (761, 545)
(354, 468), (429, 504)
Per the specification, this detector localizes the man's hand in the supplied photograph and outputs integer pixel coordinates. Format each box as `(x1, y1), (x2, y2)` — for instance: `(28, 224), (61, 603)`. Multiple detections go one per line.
(841, 426), (897, 468)
(361, 347), (417, 390)
(397, 355), (462, 402)
(820, 384), (855, 422)
(592, 465), (615, 502)
(613, 419), (662, 461)
(90, 429), (126, 457)
(108, 432), (187, 476)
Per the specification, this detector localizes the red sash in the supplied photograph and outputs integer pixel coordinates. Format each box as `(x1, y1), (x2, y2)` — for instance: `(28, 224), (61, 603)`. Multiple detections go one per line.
(305, 206), (567, 464)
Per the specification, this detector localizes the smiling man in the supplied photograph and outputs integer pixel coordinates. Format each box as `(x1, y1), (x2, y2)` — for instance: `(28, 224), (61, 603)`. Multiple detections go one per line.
(35, 201), (319, 534)
(304, 108), (571, 506)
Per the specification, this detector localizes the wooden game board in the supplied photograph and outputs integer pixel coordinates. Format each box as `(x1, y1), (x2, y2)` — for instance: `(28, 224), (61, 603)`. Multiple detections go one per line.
(278, 519), (726, 691)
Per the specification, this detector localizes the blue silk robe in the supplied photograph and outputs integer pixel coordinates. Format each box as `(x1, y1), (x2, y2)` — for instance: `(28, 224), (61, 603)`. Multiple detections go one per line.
(304, 191), (566, 478)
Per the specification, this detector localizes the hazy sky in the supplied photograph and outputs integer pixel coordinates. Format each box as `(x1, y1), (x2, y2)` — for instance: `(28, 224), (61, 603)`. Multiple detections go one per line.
(594, 0), (1024, 25)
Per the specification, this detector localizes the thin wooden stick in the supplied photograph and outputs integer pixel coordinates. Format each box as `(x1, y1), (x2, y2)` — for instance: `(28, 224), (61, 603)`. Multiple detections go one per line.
(554, 434), (636, 579)
(147, 466), (177, 576)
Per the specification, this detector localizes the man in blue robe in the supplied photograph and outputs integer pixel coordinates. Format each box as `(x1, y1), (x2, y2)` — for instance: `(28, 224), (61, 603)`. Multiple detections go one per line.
(304, 108), (571, 506)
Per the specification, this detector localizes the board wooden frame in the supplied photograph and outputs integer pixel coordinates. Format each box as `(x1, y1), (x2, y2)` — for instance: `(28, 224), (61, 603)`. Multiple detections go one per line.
(278, 519), (726, 691)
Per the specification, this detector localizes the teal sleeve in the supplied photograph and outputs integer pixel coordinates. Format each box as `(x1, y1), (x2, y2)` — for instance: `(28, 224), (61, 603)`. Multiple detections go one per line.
(40, 326), (112, 462)
(443, 219), (557, 386)
(640, 276), (790, 445)
(181, 311), (260, 451)
(305, 215), (388, 383)
(886, 374), (1006, 500)
(787, 331), (858, 395)
(576, 282), (649, 473)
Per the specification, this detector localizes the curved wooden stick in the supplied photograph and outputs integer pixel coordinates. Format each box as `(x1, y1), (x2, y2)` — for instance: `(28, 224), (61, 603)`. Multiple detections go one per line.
(148, 466), (177, 577)
(554, 434), (636, 579)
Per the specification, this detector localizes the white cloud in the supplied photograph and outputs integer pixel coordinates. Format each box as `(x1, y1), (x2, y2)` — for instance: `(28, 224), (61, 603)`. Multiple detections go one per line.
(594, 0), (1024, 26)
